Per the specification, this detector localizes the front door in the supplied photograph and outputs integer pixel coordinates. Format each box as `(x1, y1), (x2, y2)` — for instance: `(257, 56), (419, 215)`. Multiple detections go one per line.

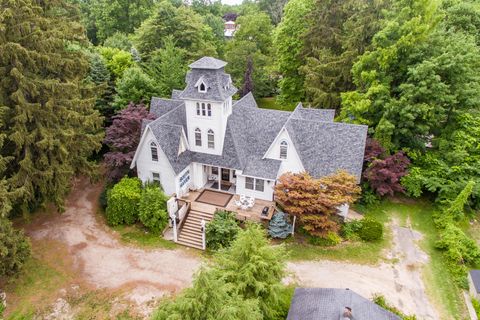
(221, 168), (230, 182)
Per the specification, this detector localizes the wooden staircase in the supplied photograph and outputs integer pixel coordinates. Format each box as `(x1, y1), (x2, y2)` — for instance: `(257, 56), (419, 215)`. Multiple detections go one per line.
(177, 208), (214, 250)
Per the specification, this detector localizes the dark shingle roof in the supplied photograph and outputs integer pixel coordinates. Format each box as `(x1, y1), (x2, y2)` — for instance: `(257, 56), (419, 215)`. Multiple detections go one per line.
(286, 118), (367, 181)
(291, 103), (335, 122)
(178, 68), (237, 101)
(287, 288), (401, 320)
(188, 56), (227, 69)
(171, 89), (183, 99)
(470, 270), (480, 293)
(141, 90), (366, 180)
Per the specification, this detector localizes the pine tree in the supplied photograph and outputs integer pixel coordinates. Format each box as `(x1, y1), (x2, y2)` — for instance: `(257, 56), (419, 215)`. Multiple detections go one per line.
(268, 211), (292, 239)
(240, 56), (254, 97)
(0, 0), (103, 212)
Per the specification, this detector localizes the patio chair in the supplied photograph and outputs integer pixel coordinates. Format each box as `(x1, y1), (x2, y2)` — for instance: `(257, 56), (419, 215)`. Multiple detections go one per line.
(247, 197), (255, 207)
(234, 199), (243, 207)
(240, 194), (247, 202)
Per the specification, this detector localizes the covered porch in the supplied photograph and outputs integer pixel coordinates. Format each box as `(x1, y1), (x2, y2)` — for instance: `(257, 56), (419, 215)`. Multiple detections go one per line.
(202, 165), (236, 193)
(181, 189), (275, 222)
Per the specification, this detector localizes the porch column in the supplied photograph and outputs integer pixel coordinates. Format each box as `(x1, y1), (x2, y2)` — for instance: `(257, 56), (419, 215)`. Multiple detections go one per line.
(217, 167), (221, 190)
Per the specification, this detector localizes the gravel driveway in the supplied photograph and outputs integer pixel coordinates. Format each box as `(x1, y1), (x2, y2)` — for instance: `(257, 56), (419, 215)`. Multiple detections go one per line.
(25, 177), (438, 318)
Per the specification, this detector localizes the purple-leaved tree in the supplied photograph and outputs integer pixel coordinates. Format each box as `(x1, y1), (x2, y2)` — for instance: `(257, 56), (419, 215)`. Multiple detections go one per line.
(240, 56), (254, 98)
(363, 151), (410, 196)
(104, 103), (156, 182)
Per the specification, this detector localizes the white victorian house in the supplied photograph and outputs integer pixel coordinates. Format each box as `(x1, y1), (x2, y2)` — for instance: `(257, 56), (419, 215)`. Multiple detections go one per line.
(130, 56), (367, 202)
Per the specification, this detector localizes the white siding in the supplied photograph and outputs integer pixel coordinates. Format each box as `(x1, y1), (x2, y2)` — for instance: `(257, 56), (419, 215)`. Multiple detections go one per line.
(191, 162), (207, 190)
(185, 99), (229, 155)
(235, 175), (275, 201)
(264, 129), (304, 177)
(135, 129), (177, 195)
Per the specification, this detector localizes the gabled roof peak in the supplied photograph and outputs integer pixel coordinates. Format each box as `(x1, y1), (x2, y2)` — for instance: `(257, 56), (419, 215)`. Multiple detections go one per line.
(189, 57), (227, 70)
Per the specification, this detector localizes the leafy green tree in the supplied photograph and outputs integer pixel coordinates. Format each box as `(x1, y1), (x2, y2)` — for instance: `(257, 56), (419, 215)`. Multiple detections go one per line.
(98, 47), (134, 79)
(0, 0), (103, 212)
(443, 181), (475, 221)
(113, 66), (159, 108)
(143, 37), (188, 97)
(206, 210), (240, 250)
(258, 0), (288, 25)
(133, 1), (217, 60)
(215, 224), (287, 319)
(138, 185), (169, 234)
(103, 32), (132, 51)
(224, 12), (276, 97)
(105, 177), (142, 225)
(152, 267), (263, 320)
(443, 0), (480, 45)
(301, 0), (386, 110)
(0, 217), (31, 277)
(88, 0), (155, 43)
(273, 0), (314, 104)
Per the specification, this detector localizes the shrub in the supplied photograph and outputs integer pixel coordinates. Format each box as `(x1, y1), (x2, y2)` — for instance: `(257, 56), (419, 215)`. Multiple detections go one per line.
(99, 185), (110, 211)
(372, 294), (417, 319)
(472, 296), (480, 318)
(105, 177), (142, 226)
(0, 217), (31, 277)
(435, 223), (480, 287)
(138, 185), (169, 234)
(206, 210), (240, 250)
(307, 231), (342, 246)
(358, 217), (383, 241)
(341, 220), (363, 240)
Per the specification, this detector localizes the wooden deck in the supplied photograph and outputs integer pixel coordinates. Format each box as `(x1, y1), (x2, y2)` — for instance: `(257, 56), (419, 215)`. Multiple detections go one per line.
(181, 189), (275, 222)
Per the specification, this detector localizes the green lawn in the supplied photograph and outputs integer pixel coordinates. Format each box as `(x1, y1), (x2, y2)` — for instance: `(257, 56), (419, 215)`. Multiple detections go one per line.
(257, 97), (296, 111)
(112, 224), (179, 249)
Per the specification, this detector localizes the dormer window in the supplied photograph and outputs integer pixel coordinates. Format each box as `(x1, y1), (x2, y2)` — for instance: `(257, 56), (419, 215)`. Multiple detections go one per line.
(150, 141), (159, 161)
(280, 140), (288, 159)
(199, 82), (206, 92)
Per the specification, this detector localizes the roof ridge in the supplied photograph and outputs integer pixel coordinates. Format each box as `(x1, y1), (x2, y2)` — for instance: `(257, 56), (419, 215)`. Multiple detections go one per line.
(288, 117), (368, 128)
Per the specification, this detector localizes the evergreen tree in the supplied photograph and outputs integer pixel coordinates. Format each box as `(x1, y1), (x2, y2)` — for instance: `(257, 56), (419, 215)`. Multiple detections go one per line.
(240, 56), (254, 97)
(0, 0), (103, 212)
(0, 217), (31, 276)
(268, 211), (292, 239)
(273, 0), (314, 104)
(301, 0), (386, 110)
(103, 32), (132, 51)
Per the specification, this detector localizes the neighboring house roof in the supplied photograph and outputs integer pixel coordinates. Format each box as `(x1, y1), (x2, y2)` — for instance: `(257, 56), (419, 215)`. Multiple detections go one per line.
(287, 288), (401, 320)
(470, 270), (480, 293)
(188, 56), (227, 70)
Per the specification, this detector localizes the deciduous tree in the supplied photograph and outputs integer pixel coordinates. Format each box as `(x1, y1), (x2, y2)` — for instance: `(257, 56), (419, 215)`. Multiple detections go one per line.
(275, 171), (360, 237)
(113, 66), (159, 109)
(364, 151), (410, 196)
(103, 103), (155, 181)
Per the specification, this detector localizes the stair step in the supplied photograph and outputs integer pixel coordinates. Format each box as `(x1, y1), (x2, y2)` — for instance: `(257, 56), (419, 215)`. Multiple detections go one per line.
(188, 213), (214, 220)
(177, 237), (203, 249)
(181, 227), (202, 235)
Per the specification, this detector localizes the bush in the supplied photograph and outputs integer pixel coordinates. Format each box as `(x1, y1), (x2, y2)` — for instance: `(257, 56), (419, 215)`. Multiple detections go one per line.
(372, 294), (417, 319)
(340, 220), (363, 240)
(99, 185), (110, 211)
(358, 217), (383, 241)
(105, 177), (142, 226)
(435, 223), (480, 287)
(472, 296), (480, 318)
(206, 210), (240, 250)
(0, 217), (31, 277)
(307, 231), (342, 246)
(138, 185), (169, 234)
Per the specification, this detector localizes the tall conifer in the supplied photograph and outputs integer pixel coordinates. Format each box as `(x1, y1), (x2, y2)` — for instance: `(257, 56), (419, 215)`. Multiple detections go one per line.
(0, 0), (103, 212)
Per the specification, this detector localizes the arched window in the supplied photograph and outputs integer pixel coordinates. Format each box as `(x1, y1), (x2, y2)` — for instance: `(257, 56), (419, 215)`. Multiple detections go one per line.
(199, 82), (206, 92)
(150, 141), (159, 161)
(207, 103), (212, 116)
(279, 140), (288, 159)
(201, 103), (206, 116)
(195, 128), (202, 146)
(207, 129), (214, 149)
(196, 102), (200, 115)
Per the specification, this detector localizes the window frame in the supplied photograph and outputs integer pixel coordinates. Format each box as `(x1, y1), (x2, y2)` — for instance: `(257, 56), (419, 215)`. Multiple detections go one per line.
(152, 172), (161, 185)
(244, 177), (265, 192)
(196, 102), (200, 116)
(207, 129), (214, 149)
(199, 82), (206, 92)
(245, 177), (254, 190)
(150, 141), (159, 162)
(195, 128), (202, 146)
(201, 103), (206, 116)
(207, 103), (212, 116)
(179, 170), (190, 188)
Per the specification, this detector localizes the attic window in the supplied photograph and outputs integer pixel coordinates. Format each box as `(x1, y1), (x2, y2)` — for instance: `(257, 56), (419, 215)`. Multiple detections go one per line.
(199, 82), (206, 92)
(280, 140), (288, 159)
(150, 141), (159, 162)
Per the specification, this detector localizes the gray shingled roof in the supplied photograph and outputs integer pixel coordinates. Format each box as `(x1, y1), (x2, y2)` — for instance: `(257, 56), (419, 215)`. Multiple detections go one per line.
(233, 92), (258, 108)
(292, 103), (336, 122)
(286, 118), (367, 181)
(470, 270), (480, 293)
(171, 89), (183, 99)
(150, 97), (184, 118)
(178, 68), (237, 101)
(287, 288), (401, 320)
(188, 56), (227, 69)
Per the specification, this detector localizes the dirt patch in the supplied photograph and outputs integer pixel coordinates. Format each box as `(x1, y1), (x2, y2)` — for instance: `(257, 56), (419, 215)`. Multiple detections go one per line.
(286, 218), (439, 319)
(21, 177), (202, 317)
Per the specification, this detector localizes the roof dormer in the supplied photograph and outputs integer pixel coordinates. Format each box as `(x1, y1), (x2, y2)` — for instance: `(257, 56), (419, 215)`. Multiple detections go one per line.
(195, 76), (209, 93)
